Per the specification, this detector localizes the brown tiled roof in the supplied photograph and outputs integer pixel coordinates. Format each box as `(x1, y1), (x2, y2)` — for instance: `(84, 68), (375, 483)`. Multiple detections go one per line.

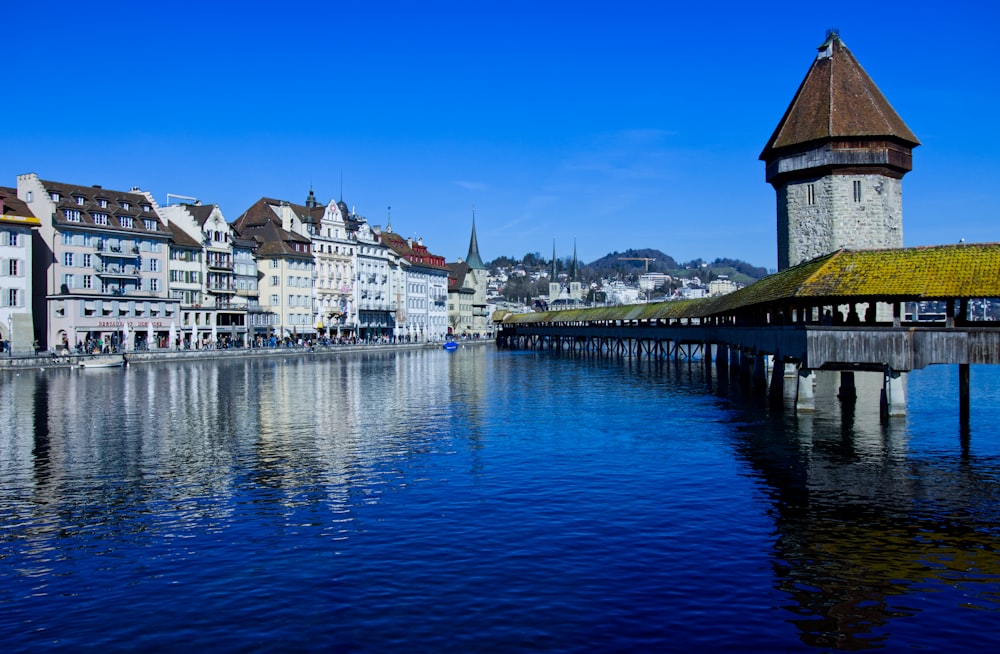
(231, 198), (312, 260)
(0, 186), (38, 222)
(39, 179), (172, 237)
(169, 221), (202, 249)
(184, 203), (217, 227)
(381, 230), (450, 271)
(760, 33), (919, 160)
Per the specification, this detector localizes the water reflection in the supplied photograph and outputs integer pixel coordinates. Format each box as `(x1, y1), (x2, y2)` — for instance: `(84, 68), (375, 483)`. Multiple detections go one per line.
(732, 369), (1000, 650)
(2, 349), (999, 651)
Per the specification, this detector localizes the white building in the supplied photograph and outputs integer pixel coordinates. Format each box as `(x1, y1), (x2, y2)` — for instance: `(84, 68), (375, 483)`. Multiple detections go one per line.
(0, 187), (40, 353)
(17, 174), (176, 351)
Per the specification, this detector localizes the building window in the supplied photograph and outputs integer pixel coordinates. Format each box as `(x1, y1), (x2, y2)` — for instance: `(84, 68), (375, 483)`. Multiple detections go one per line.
(149, 278), (159, 292)
(7, 259), (18, 276)
(75, 196), (85, 205)
(271, 275), (279, 286)
(64, 252), (74, 267)
(83, 275), (93, 289)
(98, 198), (108, 208)
(25, 191), (32, 202)
(144, 219), (157, 231)
(272, 259), (279, 269)
(50, 192), (60, 202)
(93, 213), (108, 225)
(806, 183), (815, 206)
(270, 294), (279, 306)
(63, 273), (74, 289)
(6, 289), (17, 307)
(120, 216), (134, 228)
(122, 201), (131, 210)
(853, 180), (862, 203)
(65, 209), (81, 222)
(149, 258), (158, 272)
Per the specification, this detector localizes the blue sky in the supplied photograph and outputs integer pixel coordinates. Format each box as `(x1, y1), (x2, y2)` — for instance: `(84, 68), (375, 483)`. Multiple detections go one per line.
(4, 1), (996, 270)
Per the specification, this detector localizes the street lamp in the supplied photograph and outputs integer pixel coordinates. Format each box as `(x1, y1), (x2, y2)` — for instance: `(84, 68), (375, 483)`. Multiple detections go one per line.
(6, 315), (11, 357)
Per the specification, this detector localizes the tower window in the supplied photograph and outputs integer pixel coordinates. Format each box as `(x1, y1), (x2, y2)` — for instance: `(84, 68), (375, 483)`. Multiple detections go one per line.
(806, 184), (815, 206)
(853, 180), (862, 203)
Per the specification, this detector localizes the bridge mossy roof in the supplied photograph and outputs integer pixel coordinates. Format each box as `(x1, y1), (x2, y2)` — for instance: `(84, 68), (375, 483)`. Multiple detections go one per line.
(502, 244), (1000, 324)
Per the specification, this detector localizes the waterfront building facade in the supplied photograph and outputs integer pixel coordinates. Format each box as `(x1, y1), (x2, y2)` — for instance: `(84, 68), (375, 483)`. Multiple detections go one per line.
(17, 173), (176, 350)
(760, 31), (919, 270)
(447, 218), (489, 336)
(379, 227), (450, 342)
(351, 217), (397, 340)
(0, 187), (40, 353)
(159, 202), (245, 346)
(232, 198), (315, 340)
(232, 235), (264, 339)
(310, 195), (357, 338)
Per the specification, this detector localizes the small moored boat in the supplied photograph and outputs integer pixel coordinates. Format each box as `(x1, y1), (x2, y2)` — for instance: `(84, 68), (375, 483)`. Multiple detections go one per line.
(443, 341), (459, 351)
(80, 355), (126, 368)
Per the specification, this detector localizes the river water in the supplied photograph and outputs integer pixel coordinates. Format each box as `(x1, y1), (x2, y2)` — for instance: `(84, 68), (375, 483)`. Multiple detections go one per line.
(1, 345), (998, 652)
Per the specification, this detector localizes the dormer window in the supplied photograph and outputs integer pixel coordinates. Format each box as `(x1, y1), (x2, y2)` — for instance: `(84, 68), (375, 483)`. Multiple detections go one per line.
(98, 198), (108, 208)
(93, 213), (108, 225)
(143, 219), (157, 231)
(65, 209), (81, 222)
(75, 196), (85, 205)
(141, 204), (151, 213)
(121, 201), (131, 210)
(120, 216), (134, 228)
(51, 192), (60, 202)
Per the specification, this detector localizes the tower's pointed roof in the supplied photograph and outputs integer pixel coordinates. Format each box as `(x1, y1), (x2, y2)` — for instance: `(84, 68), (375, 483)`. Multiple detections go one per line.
(465, 212), (486, 269)
(760, 32), (919, 161)
(571, 239), (579, 281)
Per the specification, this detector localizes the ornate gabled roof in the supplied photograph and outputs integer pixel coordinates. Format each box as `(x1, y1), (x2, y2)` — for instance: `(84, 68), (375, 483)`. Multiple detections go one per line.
(183, 203), (218, 227)
(760, 32), (919, 161)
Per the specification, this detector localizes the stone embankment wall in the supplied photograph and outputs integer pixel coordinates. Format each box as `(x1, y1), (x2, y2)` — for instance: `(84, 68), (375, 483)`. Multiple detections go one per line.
(0, 340), (494, 372)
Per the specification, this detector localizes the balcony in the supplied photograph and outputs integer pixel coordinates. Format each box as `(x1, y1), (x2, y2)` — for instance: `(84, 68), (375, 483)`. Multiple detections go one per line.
(207, 258), (233, 271)
(95, 265), (141, 278)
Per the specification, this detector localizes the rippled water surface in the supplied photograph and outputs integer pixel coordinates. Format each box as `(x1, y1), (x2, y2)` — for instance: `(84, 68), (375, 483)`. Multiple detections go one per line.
(1, 346), (999, 652)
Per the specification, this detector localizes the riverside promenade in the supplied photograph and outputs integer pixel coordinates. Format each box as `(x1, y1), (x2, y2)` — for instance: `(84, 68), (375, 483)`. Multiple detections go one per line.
(0, 338), (492, 372)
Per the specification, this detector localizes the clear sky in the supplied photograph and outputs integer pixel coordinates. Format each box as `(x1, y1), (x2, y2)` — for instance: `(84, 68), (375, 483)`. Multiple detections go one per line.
(4, 1), (996, 270)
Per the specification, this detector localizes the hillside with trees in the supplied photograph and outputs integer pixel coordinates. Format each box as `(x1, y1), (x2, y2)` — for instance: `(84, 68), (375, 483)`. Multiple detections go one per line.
(488, 248), (770, 303)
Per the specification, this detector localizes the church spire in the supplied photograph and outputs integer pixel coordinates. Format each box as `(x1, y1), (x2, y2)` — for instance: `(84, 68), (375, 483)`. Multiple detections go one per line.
(551, 239), (557, 281)
(572, 238), (579, 281)
(465, 207), (486, 269)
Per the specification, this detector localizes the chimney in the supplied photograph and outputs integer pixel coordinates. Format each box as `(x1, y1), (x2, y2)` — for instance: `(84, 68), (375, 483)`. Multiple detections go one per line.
(0, 195), (5, 215)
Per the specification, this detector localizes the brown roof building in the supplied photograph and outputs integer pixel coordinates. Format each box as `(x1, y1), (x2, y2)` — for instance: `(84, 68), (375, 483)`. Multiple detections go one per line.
(761, 32), (920, 270)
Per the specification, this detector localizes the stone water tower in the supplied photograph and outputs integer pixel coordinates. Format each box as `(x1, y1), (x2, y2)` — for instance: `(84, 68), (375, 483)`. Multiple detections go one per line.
(760, 31), (920, 270)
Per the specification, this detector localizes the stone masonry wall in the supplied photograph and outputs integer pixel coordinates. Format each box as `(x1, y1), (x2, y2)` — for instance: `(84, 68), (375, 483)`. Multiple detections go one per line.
(779, 174), (903, 269)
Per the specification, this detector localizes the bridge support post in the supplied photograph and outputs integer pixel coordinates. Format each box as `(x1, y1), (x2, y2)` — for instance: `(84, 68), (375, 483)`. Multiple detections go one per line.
(880, 369), (907, 421)
(703, 343), (714, 377)
(959, 363), (970, 427)
(769, 354), (784, 406)
(716, 344), (728, 376)
(838, 371), (857, 403)
(752, 352), (767, 392)
(796, 367), (815, 412)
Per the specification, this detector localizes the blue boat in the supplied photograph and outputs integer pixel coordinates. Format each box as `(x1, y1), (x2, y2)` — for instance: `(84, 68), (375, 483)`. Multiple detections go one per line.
(443, 341), (459, 351)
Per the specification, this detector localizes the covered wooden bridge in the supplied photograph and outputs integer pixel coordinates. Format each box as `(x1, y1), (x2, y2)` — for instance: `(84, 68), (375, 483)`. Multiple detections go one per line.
(496, 243), (1000, 421)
